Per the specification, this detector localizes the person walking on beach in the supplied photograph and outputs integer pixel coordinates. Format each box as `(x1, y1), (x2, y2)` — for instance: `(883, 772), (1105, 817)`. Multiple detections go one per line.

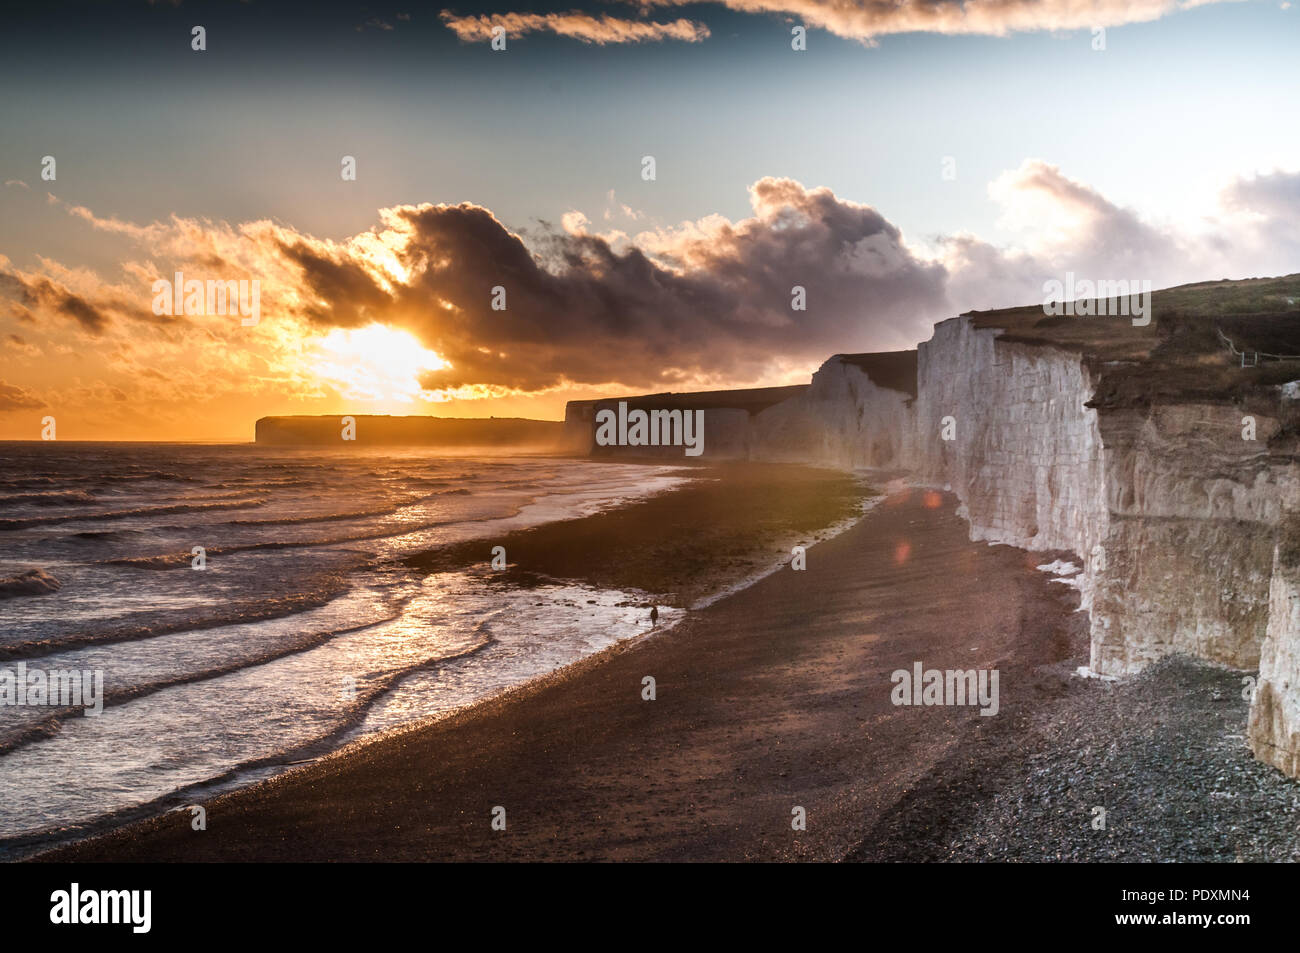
(650, 606), (659, 626)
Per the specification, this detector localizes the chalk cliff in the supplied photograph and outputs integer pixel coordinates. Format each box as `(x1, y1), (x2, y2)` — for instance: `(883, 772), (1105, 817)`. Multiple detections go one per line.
(1250, 530), (1300, 775)
(750, 352), (917, 470)
(912, 317), (1110, 614)
(565, 278), (1300, 777)
(903, 315), (1299, 680)
(564, 386), (807, 459)
(877, 305), (1297, 776)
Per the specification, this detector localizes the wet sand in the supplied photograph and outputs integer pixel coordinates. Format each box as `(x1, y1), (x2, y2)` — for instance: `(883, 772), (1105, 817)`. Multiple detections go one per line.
(41, 486), (1084, 862)
(405, 461), (867, 608)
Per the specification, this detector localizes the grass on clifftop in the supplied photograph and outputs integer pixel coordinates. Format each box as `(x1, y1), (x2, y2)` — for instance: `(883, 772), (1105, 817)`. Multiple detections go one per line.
(1152, 274), (1300, 317)
(964, 273), (1300, 422)
(405, 463), (869, 607)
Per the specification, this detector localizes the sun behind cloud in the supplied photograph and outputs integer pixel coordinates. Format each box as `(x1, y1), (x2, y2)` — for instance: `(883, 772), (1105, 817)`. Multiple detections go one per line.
(309, 324), (449, 407)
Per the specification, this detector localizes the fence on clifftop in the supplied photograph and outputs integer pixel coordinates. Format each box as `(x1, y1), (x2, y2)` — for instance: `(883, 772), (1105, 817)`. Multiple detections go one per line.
(1215, 327), (1300, 366)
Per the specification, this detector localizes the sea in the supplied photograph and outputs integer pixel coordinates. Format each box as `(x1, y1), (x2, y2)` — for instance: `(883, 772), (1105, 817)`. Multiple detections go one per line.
(0, 442), (691, 854)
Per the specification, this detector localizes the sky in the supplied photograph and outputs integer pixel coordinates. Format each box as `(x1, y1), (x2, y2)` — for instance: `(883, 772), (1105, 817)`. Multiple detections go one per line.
(0, 0), (1297, 440)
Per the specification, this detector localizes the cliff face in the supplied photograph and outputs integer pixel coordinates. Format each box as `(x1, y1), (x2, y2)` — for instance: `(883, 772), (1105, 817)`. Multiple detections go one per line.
(906, 317), (1297, 682)
(749, 354), (916, 470)
(563, 385), (807, 460)
(902, 313), (1298, 779)
(563, 302), (1300, 778)
(913, 318), (1109, 612)
(1250, 538), (1300, 775)
(1089, 404), (1296, 675)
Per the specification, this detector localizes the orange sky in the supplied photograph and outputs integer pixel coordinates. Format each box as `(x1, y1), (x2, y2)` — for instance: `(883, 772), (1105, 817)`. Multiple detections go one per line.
(0, 187), (885, 441)
(0, 312), (737, 442)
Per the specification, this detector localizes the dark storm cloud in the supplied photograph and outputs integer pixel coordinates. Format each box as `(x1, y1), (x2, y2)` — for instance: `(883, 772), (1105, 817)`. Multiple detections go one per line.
(276, 179), (947, 392)
(277, 240), (396, 329)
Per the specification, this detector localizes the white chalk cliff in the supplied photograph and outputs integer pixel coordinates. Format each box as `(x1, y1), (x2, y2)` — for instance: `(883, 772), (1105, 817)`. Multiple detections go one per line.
(566, 308), (1300, 776)
(756, 314), (1299, 776)
(750, 353), (915, 470)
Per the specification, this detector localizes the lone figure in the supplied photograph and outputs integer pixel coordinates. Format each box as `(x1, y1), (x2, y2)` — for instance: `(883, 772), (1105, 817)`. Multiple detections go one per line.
(649, 606), (659, 626)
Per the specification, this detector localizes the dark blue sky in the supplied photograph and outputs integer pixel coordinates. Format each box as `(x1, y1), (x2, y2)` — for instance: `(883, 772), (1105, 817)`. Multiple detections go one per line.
(4, 0), (1295, 255)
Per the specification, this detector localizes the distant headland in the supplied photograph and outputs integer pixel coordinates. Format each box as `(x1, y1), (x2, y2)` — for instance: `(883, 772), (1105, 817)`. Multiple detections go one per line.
(254, 415), (564, 448)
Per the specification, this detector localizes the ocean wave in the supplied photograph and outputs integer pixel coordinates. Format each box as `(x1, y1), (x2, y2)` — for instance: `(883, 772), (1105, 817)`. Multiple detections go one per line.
(0, 569), (62, 600)
(98, 471), (200, 483)
(0, 587), (347, 661)
(98, 511), (516, 569)
(0, 490), (97, 506)
(0, 498), (268, 531)
(251, 463), (331, 472)
(68, 528), (141, 540)
(223, 507), (402, 527)
(0, 625), (498, 853)
(0, 592), (417, 758)
(201, 479), (314, 490)
(0, 455), (698, 847)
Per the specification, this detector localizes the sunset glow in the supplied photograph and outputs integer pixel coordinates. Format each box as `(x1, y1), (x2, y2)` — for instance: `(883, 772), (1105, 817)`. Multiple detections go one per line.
(310, 325), (449, 405)
(1, 0), (1296, 445)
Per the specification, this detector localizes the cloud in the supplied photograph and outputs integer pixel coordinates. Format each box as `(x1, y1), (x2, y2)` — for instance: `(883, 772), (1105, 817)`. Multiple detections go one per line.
(37, 177), (944, 394)
(561, 210), (590, 234)
(939, 160), (1300, 311)
(0, 262), (182, 335)
(1221, 169), (1300, 249)
(269, 179), (946, 392)
(939, 159), (1191, 309)
(6, 160), (1298, 420)
(633, 0), (1231, 42)
(0, 380), (46, 412)
(4, 333), (40, 357)
(0, 272), (115, 334)
(440, 9), (711, 43)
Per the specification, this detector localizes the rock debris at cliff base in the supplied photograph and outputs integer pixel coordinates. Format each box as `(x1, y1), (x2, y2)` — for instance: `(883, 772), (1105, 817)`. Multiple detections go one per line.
(852, 656), (1300, 862)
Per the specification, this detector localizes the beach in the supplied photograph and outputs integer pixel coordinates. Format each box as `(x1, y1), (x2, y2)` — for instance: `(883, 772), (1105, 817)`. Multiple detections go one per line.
(42, 481), (1089, 862)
